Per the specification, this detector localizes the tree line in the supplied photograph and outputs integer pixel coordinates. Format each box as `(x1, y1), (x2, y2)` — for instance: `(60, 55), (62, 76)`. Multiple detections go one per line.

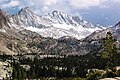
(0, 32), (120, 80)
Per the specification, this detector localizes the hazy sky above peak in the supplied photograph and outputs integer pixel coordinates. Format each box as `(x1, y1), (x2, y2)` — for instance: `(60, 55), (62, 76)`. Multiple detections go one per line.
(0, 0), (120, 26)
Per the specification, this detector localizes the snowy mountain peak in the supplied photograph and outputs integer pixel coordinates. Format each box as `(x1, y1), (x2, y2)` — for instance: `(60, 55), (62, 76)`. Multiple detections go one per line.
(18, 7), (35, 15)
(0, 9), (11, 29)
(0, 10), (6, 17)
(51, 10), (68, 17)
(45, 10), (100, 29)
(95, 24), (106, 29)
(0, 9), (9, 16)
(52, 10), (61, 14)
(0, 9), (5, 14)
(0, 8), (106, 39)
(115, 21), (120, 27)
(113, 21), (120, 31)
(44, 10), (84, 26)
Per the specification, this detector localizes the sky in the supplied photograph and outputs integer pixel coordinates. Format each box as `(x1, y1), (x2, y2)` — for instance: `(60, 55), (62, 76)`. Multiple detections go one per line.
(0, 0), (120, 26)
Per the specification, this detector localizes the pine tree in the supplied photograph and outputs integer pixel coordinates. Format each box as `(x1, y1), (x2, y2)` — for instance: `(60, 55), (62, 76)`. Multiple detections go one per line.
(101, 32), (117, 68)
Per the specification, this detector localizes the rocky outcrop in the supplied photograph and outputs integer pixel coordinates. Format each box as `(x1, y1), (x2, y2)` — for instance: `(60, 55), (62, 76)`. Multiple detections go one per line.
(0, 61), (12, 79)
(100, 77), (120, 80)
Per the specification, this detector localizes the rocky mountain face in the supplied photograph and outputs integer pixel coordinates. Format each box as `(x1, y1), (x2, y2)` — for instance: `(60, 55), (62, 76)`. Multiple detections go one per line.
(85, 21), (120, 40)
(9, 7), (105, 39)
(0, 7), (119, 56)
(0, 8), (99, 56)
(84, 21), (120, 48)
(0, 7), (120, 80)
(0, 28), (95, 55)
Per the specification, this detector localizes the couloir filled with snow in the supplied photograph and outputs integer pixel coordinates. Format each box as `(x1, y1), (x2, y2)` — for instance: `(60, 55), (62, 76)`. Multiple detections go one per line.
(9, 7), (106, 39)
(26, 23), (102, 39)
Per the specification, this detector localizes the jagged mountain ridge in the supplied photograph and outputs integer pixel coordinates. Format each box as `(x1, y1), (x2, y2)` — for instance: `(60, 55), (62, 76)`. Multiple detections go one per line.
(84, 21), (120, 47)
(85, 21), (120, 40)
(0, 7), (119, 56)
(0, 8), (98, 55)
(9, 7), (105, 39)
(44, 10), (87, 26)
